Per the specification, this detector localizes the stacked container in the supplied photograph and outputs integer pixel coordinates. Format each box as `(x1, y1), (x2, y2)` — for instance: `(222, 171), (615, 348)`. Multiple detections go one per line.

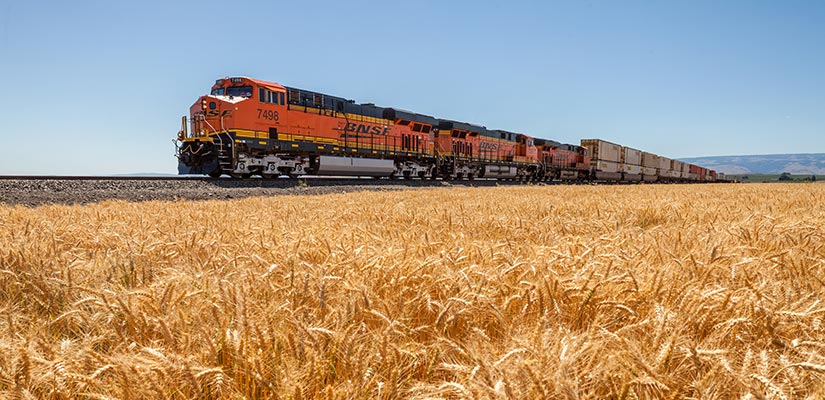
(657, 156), (672, 180)
(579, 138), (717, 183)
(581, 139), (622, 180)
(671, 160), (685, 179)
(581, 140), (620, 163)
(640, 152), (658, 181)
(621, 147), (642, 181)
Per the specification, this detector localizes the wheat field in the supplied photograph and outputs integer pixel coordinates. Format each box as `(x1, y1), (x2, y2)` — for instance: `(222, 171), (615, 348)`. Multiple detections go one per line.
(1, 183), (824, 399)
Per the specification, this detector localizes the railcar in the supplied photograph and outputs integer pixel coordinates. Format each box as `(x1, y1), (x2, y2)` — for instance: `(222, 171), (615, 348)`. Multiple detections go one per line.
(581, 138), (720, 183)
(534, 139), (590, 180)
(177, 77), (433, 178)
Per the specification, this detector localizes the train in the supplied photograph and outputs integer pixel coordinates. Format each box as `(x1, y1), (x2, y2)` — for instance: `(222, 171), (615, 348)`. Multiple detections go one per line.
(176, 77), (725, 183)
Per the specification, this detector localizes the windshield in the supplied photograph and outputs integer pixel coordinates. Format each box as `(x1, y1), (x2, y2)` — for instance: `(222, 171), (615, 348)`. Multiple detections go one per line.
(211, 87), (225, 96)
(226, 86), (253, 98)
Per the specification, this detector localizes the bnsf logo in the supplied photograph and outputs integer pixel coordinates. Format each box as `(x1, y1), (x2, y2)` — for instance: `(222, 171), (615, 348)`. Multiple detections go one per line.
(479, 142), (500, 151)
(345, 123), (390, 135)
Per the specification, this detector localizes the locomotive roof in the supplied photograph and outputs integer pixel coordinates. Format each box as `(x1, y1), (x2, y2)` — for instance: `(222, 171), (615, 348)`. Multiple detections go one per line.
(383, 108), (438, 126)
(533, 138), (563, 148)
(560, 144), (583, 151)
(245, 77), (286, 91)
(225, 78), (587, 150)
(283, 86), (350, 104)
(438, 119), (488, 133)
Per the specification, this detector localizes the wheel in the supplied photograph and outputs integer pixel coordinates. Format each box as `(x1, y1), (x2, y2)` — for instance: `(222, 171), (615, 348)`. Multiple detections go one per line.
(403, 171), (412, 180)
(208, 170), (222, 178)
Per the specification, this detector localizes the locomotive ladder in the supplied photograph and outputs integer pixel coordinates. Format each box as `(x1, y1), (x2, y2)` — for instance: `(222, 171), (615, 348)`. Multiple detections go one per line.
(212, 133), (234, 172)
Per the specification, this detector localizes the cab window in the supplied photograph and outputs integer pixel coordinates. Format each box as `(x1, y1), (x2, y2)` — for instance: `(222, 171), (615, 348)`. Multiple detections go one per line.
(226, 86), (253, 98)
(259, 88), (285, 105)
(211, 87), (225, 96)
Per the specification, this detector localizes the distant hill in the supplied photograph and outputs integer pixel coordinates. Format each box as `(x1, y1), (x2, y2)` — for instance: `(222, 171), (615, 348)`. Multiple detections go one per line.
(679, 154), (825, 175)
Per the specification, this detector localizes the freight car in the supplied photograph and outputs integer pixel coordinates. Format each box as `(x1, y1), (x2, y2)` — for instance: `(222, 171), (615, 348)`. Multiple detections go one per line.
(581, 139), (724, 183)
(176, 77), (719, 183)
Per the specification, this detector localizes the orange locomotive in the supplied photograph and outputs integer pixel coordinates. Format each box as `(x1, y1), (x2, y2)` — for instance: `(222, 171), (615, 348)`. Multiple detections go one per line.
(176, 77), (591, 180)
(534, 139), (591, 180)
(177, 77), (431, 178)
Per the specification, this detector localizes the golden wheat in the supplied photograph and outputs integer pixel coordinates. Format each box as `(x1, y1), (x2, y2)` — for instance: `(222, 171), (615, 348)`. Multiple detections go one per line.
(1, 183), (824, 399)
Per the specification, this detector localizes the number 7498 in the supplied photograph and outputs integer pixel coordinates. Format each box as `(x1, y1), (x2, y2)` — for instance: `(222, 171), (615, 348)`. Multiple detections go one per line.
(257, 109), (279, 121)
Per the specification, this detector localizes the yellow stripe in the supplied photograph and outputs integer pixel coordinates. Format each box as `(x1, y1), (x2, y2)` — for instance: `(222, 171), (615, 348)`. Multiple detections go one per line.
(259, 141), (267, 145)
(291, 144), (299, 148)
(314, 137), (338, 144)
(234, 129), (257, 138)
(181, 137), (214, 144)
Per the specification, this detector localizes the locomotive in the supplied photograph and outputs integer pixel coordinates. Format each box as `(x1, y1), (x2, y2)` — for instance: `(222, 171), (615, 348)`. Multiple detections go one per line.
(176, 77), (719, 182)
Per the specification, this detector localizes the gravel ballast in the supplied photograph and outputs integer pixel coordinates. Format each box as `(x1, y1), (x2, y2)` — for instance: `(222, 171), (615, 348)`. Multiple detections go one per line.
(0, 177), (511, 206)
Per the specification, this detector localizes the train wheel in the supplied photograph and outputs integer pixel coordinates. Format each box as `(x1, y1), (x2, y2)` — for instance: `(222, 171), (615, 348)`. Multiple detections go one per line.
(403, 171), (412, 180)
(467, 174), (474, 180)
(418, 171), (426, 179)
(208, 170), (222, 178)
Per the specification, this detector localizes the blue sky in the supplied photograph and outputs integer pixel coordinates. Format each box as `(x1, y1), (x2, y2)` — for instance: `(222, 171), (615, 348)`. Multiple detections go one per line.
(1, 0), (823, 175)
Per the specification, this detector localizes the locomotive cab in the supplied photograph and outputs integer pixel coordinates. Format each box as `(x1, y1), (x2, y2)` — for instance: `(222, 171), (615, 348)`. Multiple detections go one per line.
(515, 134), (538, 162)
(182, 77), (287, 139)
(177, 77), (288, 176)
